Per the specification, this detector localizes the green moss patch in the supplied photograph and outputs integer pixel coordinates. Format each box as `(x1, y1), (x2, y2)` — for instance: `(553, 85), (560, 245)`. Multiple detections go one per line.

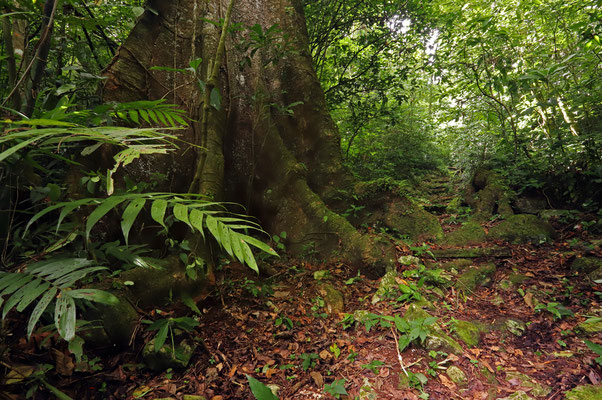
(564, 385), (602, 400)
(439, 221), (487, 246)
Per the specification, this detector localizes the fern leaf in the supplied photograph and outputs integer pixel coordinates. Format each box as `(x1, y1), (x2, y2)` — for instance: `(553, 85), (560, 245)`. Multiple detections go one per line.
(121, 198), (147, 245)
(27, 287), (57, 338)
(85, 196), (127, 241)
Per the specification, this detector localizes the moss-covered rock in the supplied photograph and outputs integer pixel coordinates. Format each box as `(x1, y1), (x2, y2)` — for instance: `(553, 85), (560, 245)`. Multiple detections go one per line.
(513, 196), (547, 215)
(85, 296), (138, 346)
(383, 200), (443, 241)
(456, 263), (496, 292)
(372, 270), (399, 304)
(488, 214), (556, 244)
(359, 378), (378, 400)
(143, 339), (195, 371)
(439, 221), (487, 246)
(441, 258), (473, 272)
(508, 273), (529, 285)
(119, 255), (213, 308)
(564, 384), (602, 400)
(453, 320), (488, 347)
(318, 283), (344, 314)
(505, 371), (551, 397)
(446, 365), (467, 385)
(466, 169), (514, 220)
(398, 255), (421, 266)
(431, 247), (511, 259)
(505, 319), (527, 337)
(571, 257), (602, 275)
(404, 304), (463, 354)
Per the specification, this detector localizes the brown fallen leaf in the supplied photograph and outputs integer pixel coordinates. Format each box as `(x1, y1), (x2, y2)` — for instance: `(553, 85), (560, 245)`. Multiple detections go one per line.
(310, 371), (323, 387)
(439, 373), (456, 389)
(51, 348), (74, 376)
(319, 349), (331, 360)
(523, 292), (534, 309)
(227, 364), (238, 378)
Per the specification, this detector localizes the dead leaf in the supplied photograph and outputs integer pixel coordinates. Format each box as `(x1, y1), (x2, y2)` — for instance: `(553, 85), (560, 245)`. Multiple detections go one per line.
(273, 291), (290, 298)
(523, 292), (534, 309)
(211, 396), (223, 400)
(439, 374), (456, 389)
(3, 365), (36, 385)
(310, 371), (323, 387)
(52, 348), (74, 376)
(480, 359), (495, 374)
(227, 364), (238, 378)
(319, 349), (331, 360)
(469, 348), (481, 357)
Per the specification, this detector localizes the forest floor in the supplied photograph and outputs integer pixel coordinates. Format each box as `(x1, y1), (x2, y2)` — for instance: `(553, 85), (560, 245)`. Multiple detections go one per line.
(3, 173), (602, 400)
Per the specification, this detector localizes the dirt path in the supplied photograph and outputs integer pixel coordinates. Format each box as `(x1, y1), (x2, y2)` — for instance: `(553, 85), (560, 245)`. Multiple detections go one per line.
(111, 172), (601, 400)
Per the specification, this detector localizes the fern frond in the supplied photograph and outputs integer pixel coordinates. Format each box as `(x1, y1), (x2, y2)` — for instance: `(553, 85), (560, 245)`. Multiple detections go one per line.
(0, 258), (118, 341)
(25, 193), (278, 273)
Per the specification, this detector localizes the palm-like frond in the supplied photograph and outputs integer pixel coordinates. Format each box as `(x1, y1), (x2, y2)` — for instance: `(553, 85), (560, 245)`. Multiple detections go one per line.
(0, 258), (118, 341)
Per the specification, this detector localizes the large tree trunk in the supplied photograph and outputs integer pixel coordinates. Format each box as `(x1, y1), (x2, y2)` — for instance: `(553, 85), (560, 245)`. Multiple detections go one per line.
(102, 0), (440, 275)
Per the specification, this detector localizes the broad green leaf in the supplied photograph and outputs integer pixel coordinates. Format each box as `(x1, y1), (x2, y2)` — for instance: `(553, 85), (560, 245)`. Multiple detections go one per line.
(240, 241), (259, 274)
(239, 234), (278, 256)
(16, 280), (50, 312)
(27, 287), (57, 338)
(151, 199), (168, 229)
(206, 215), (220, 243)
(68, 289), (119, 305)
(55, 294), (77, 341)
(154, 323), (169, 352)
(121, 198), (147, 245)
(128, 110), (140, 124)
(173, 203), (192, 228)
(86, 196), (127, 241)
(219, 222), (233, 257)
(2, 278), (42, 319)
(189, 208), (205, 239)
(246, 375), (279, 400)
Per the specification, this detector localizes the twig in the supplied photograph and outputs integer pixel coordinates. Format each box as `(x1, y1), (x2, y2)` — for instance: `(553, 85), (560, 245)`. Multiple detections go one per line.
(390, 326), (408, 377)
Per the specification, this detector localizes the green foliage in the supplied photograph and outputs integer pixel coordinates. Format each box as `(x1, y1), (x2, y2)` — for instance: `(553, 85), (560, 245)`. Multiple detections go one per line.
(361, 359), (385, 374)
(584, 340), (602, 366)
(144, 316), (199, 352)
(535, 302), (574, 320)
(0, 258), (118, 341)
(323, 378), (348, 398)
(246, 374), (279, 400)
(299, 353), (319, 371)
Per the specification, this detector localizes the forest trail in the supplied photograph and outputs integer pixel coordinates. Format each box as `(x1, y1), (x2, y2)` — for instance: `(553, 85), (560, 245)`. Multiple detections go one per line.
(109, 172), (601, 400)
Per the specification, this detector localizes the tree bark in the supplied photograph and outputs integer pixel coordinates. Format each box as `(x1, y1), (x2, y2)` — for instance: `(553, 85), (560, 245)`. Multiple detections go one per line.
(102, 0), (440, 275)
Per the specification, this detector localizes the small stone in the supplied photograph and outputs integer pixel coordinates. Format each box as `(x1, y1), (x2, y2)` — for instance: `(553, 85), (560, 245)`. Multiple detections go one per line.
(398, 255), (420, 266)
(183, 396), (207, 400)
(491, 294), (504, 306)
(318, 283), (344, 314)
(456, 263), (496, 291)
(372, 270), (398, 304)
(505, 319), (526, 337)
(497, 391), (534, 400)
(508, 273), (529, 285)
(143, 339), (195, 371)
(446, 366), (467, 385)
(564, 384), (602, 400)
(498, 279), (514, 291)
(439, 221), (487, 246)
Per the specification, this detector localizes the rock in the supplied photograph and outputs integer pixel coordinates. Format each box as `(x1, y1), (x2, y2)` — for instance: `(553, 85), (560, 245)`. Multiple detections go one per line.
(508, 273), (529, 285)
(453, 320), (488, 347)
(488, 214), (556, 244)
(372, 270), (398, 304)
(313, 270), (331, 280)
(564, 384), (602, 399)
(505, 319), (526, 337)
(85, 296), (138, 346)
(143, 339), (195, 371)
(456, 263), (496, 291)
(441, 258), (473, 272)
(467, 168), (514, 220)
(514, 196), (547, 215)
(318, 283), (344, 314)
(491, 294), (505, 306)
(505, 371), (551, 397)
(571, 257), (602, 275)
(359, 378), (377, 400)
(439, 221), (487, 246)
(120, 255), (213, 308)
(446, 366), (467, 385)
(398, 255), (420, 266)
(497, 391), (534, 400)
(382, 199), (443, 241)
(589, 267), (602, 282)
(404, 304), (463, 354)
(431, 246), (511, 259)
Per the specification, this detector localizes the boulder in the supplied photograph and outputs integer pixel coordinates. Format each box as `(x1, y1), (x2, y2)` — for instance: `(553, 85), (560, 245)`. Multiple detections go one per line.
(564, 385), (602, 400)
(488, 214), (556, 244)
(439, 221), (487, 246)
